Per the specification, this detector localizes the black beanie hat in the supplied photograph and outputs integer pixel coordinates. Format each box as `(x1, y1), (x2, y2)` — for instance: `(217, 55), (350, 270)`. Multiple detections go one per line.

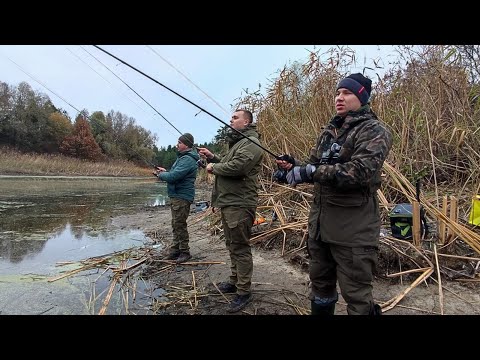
(336, 73), (372, 105)
(178, 133), (194, 147)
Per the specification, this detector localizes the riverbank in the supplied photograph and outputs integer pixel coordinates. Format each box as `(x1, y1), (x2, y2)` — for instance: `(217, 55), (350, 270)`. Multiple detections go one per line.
(107, 185), (480, 315)
(0, 147), (152, 177)
(1, 170), (479, 315)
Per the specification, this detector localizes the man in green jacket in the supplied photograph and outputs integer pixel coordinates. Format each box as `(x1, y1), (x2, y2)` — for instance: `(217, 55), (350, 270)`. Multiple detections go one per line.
(155, 133), (199, 263)
(198, 109), (264, 313)
(276, 73), (392, 315)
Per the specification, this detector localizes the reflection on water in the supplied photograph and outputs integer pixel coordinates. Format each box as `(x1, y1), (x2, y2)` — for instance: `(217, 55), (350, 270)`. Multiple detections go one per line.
(152, 196), (166, 207)
(0, 176), (167, 268)
(0, 176), (168, 314)
(0, 224), (146, 275)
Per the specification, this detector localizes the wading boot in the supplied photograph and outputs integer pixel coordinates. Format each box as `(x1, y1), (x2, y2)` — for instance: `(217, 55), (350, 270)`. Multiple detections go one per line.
(227, 293), (253, 313)
(216, 282), (237, 294)
(164, 250), (180, 260)
(370, 303), (382, 315)
(311, 301), (335, 315)
(176, 251), (192, 263)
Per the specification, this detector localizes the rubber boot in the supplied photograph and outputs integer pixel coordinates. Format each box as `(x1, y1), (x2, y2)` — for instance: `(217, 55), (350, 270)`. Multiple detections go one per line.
(311, 300), (335, 315)
(369, 303), (382, 315)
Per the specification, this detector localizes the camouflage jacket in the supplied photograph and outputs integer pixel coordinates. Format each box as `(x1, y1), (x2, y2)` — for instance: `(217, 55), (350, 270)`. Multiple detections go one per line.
(306, 105), (393, 247)
(208, 124), (264, 208)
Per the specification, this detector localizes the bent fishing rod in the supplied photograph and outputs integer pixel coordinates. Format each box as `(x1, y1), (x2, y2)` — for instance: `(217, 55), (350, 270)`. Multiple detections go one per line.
(93, 45), (284, 161)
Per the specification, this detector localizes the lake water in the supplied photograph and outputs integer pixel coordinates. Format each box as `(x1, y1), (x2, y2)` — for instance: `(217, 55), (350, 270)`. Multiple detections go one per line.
(0, 176), (167, 315)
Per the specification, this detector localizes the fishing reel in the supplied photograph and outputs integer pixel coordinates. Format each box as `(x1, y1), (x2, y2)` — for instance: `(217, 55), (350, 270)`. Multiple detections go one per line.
(273, 168), (289, 183)
(273, 154), (296, 183)
(197, 159), (207, 169)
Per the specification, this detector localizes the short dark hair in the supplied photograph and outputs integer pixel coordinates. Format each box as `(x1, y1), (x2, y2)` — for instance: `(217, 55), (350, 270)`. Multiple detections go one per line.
(236, 109), (253, 124)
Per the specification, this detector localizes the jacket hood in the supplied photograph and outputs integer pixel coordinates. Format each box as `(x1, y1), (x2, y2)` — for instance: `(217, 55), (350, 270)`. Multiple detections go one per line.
(179, 148), (200, 160)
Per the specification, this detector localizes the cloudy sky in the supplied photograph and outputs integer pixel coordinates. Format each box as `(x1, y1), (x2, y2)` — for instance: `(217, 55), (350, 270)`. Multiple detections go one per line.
(0, 45), (396, 147)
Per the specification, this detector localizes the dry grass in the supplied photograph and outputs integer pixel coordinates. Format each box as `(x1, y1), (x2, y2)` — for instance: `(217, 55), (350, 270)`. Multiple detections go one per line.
(0, 147), (152, 177)
(40, 45), (480, 314)
(232, 45), (480, 210)
(222, 45), (480, 248)
(216, 45), (480, 312)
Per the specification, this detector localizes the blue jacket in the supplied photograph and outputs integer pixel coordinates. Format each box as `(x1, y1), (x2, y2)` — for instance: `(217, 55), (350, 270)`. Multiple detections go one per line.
(158, 149), (199, 203)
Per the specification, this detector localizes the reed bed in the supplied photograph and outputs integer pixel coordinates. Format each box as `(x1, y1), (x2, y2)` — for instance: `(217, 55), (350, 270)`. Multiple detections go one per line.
(226, 45), (480, 313)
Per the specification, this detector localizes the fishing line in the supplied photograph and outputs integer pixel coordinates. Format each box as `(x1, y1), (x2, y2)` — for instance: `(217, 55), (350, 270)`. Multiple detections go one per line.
(1, 52), (157, 168)
(93, 45), (282, 160)
(67, 46), (177, 141)
(80, 46), (207, 168)
(146, 45), (229, 116)
(82, 46), (183, 136)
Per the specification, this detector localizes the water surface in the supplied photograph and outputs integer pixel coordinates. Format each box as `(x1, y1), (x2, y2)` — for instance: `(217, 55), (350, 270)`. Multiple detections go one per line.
(0, 176), (167, 314)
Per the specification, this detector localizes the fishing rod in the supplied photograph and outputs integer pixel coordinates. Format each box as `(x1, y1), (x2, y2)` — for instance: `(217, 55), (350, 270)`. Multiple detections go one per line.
(81, 46), (183, 136)
(3, 54), (158, 169)
(79, 46), (206, 169)
(146, 45), (230, 116)
(93, 45), (284, 160)
(69, 46), (181, 143)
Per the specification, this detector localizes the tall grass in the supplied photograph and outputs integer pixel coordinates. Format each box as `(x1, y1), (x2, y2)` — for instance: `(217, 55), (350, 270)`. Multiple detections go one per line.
(234, 45), (480, 220)
(0, 147), (153, 177)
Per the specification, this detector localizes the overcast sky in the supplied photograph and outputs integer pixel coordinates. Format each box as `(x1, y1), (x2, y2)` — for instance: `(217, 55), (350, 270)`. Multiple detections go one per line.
(0, 45), (396, 147)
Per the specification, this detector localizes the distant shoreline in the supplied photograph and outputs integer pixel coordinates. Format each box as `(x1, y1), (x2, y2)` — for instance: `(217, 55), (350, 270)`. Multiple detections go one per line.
(0, 174), (152, 179)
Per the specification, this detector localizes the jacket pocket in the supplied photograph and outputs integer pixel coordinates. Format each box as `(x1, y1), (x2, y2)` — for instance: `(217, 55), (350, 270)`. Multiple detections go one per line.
(320, 195), (369, 244)
(325, 195), (366, 207)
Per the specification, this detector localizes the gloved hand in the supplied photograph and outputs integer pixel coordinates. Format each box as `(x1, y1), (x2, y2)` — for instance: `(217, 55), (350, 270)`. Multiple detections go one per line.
(286, 164), (317, 185)
(274, 154), (296, 182)
(273, 168), (288, 183)
(277, 154), (296, 165)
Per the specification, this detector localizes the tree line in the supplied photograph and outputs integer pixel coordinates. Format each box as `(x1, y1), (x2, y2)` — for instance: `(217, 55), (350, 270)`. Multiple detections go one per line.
(0, 80), (224, 169)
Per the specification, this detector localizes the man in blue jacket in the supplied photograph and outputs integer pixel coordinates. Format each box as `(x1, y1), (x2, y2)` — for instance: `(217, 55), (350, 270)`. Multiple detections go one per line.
(155, 133), (199, 263)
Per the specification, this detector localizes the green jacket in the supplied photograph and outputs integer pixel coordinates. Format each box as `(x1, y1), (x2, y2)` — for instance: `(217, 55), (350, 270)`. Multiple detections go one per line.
(159, 149), (199, 203)
(209, 125), (264, 208)
(306, 106), (393, 247)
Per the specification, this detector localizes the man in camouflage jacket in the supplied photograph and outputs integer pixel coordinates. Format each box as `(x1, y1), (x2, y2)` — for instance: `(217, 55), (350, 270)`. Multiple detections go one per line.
(276, 73), (392, 315)
(198, 109), (264, 313)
